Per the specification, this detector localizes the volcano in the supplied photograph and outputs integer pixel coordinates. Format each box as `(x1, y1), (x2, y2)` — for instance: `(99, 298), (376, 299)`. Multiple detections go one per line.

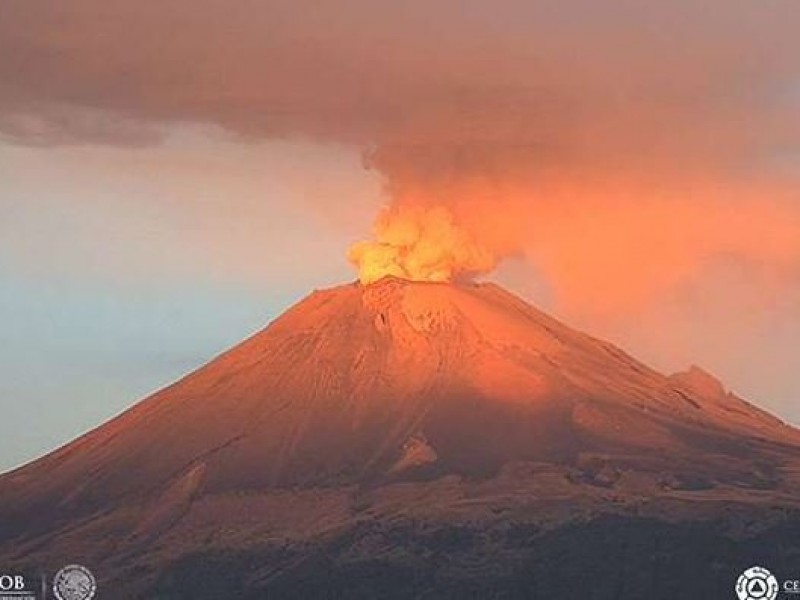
(1, 278), (799, 599)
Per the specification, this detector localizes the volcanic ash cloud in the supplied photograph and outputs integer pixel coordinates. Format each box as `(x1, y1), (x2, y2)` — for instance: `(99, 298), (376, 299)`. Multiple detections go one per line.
(348, 205), (498, 285)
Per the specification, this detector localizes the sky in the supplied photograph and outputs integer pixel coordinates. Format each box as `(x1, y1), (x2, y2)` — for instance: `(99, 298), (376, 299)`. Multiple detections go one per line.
(0, 0), (798, 472)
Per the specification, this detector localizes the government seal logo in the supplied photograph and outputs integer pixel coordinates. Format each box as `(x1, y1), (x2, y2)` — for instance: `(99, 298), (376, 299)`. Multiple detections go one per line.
(52, 564), (96, 600)
(736, 566), (779, 600)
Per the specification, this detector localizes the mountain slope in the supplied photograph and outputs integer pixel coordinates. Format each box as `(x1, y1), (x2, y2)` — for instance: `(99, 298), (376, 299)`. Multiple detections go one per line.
(1, 278), (798, 598)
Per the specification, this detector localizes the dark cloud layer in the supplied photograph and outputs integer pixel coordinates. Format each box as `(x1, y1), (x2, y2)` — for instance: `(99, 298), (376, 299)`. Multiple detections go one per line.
(1, 0), (798, 167)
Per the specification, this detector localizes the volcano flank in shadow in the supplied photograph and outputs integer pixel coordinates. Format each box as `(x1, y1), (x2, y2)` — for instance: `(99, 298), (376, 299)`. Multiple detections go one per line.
(1, 278), (799, 599)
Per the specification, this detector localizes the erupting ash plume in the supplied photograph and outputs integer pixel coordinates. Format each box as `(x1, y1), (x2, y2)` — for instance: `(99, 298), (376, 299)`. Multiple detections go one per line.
(1, 0), (798, 307)
(1, 0), (799, 416)
(348, 205), (498, 284)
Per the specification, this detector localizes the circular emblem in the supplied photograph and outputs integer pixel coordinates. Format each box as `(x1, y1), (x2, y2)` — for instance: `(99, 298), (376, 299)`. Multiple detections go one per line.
(736, 566), (779, 600)
(52, 564), (96, 600)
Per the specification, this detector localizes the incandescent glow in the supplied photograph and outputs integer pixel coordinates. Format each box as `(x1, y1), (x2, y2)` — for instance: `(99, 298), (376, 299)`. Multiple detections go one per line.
(348, 206), (497, 285)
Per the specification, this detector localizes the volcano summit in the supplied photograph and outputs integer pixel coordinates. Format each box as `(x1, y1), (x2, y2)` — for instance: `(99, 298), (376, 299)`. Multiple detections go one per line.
(1, 278), (799, 599)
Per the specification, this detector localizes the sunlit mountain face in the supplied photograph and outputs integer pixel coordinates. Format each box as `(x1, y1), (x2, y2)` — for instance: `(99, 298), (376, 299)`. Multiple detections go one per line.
(1, 277), (799, 598)
(1, 1), (799, 598)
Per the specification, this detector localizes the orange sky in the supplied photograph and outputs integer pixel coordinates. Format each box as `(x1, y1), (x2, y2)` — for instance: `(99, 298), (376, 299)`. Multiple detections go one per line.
(0, 0), (798, 465)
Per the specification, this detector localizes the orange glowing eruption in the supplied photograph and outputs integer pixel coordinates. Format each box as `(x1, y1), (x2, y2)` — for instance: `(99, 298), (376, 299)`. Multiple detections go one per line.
(348, 206), (497, 284)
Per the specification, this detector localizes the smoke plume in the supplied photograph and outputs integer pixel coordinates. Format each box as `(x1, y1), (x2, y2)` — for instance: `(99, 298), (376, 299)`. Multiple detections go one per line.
(0, 0), (798, 305)
(348, 205), (497, 284)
